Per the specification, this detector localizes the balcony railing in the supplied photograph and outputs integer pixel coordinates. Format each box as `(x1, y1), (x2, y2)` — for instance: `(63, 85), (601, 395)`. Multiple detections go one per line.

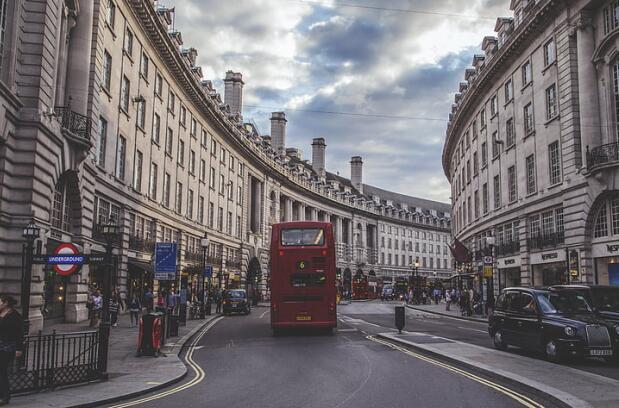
(587, 143), (619, 170)
(527, 232), (564, 250)
(128, 235), (156, 253)
(55, 106), (92, 142)
(496, 240), (520, 257)
(92, 223), (123, 245)
(184, 250), (203, 263)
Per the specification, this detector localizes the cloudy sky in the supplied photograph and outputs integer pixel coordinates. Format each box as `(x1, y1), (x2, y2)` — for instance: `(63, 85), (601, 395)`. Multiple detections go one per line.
(174, 0), (511, 203)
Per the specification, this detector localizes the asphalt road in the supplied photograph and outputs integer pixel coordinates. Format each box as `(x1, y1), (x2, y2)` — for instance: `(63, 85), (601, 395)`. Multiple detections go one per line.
(107, 303), (552, 408)
(340, 300), (619, 381)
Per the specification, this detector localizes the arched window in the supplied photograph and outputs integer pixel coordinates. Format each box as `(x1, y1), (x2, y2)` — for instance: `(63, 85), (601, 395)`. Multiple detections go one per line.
(594, 198), (619, 238)
(51, 179), (74, 232)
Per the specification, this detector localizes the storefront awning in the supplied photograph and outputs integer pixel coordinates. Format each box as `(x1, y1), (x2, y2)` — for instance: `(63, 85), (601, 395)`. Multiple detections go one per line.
(127, 258), (154, 273)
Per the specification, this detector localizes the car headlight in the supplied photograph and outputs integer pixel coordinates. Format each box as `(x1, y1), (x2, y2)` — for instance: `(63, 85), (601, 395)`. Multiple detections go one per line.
(564, 326), (577, 337)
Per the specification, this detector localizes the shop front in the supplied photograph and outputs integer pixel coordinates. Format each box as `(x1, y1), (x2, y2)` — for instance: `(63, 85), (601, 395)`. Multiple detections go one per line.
(530, 250), (568, 286)
(496, 256), (521, 290)
(592, 241), (619, 285)
(127, 258), (154, 303)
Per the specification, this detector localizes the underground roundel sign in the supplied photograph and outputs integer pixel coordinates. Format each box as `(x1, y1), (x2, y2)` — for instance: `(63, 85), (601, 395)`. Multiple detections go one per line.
(51, 243), (84, 277)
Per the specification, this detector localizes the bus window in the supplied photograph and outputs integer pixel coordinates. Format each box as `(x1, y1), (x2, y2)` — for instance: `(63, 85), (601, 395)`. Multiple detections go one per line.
(281, 228), (325, 246)
(291, 273), (326, 287)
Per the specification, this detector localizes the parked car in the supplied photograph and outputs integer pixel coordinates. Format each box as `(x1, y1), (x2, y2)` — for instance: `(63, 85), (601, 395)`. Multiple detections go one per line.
(222, 289), (251, 315)
(489, 287), (614, 363)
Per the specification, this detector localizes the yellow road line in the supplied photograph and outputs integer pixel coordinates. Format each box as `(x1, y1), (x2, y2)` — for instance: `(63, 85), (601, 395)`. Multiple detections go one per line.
(108, 316), (224, 408)
(367, 336), (544, 408)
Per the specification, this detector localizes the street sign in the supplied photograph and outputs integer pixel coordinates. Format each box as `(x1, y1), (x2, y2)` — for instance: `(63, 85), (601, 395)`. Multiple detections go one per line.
(203, 265), (213, 278)
(155, 242), (177, 280)
(52, 243), (83, 276)
(483, 265), (493, 278)
(483, 256), (493, 265)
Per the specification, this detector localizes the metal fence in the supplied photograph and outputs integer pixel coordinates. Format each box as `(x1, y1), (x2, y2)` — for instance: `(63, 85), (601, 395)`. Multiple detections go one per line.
(9, 330), (102, 394)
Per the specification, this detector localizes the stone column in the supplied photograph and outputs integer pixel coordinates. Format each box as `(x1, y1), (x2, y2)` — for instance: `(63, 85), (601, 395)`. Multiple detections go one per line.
(335, 216), (343, 243)
(576, 14), (602, 160)
(64, 0), (93, 115)
(299, 204), (306, 221)
(312, 208), (319, 221)
(285, 199), (293, 222)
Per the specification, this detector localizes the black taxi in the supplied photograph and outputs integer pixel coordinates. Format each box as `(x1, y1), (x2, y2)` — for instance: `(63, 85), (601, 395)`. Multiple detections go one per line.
(489, 287), (614, 362)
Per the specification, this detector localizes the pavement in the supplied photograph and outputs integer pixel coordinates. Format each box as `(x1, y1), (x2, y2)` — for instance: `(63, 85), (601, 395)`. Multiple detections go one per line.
(405, 301), (488, 323)
(10, 311), (221, 408)
(378, 330), (619, 408)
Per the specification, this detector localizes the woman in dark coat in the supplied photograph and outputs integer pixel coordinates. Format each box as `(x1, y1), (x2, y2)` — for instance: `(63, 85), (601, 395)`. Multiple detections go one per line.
(0, 295), (24, 405)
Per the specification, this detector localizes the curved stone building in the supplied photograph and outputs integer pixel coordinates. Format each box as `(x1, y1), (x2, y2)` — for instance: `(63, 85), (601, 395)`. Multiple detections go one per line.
(443, 0), (619, 294)
(0, 0), (451, 330)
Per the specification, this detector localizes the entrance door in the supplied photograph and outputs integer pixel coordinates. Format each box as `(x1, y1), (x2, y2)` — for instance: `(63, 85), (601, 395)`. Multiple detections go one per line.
(609, 264), (619, 285)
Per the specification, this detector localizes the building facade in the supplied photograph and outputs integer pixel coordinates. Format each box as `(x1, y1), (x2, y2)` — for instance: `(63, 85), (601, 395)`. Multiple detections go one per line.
(443, 0), (619, 294)
(0, 0), (452, 331)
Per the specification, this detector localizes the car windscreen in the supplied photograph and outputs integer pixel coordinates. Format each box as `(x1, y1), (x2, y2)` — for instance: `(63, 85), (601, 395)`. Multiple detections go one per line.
(590, 288), (619, 312)
(536, 291), (593, 314)
(290, 273), (326, 287)
(224, 290), (246, 299)
(281, 228), (325, 246)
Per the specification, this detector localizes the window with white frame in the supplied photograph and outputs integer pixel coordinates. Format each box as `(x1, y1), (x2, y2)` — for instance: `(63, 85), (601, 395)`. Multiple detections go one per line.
(97, 117), (107, 167)
(493, 175), (501, 209)
(149, 162), (158, 199)
(140, 52), (149, 78)
(124, 27), (133, 57)
(116, 135), (126, 180)
(103, 51), (112, 91)
(524, 102), (534, 134)
(491, 95), (498, 116)
(521, 61), (531, 86)
(120, 76), (130, 112)
(504, 79), (513, 102)
(543, 38), (556, 66)
(526, 154), (536, 195)
(506, 118), (515, 148)
(546, 84), (557, 120)
(508, 165), (517, 203)
(133, 150), (143, 192)
(549, 141), (561, 184)
(176, 182), (183, 213)
(152, 113), (160, 144)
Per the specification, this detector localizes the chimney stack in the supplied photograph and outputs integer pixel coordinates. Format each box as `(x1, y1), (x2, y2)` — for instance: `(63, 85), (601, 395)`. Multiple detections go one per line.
(311, 138), (326, 179)
(223, 71), (244, 116)
(270, 112), (287, 156)
(351, 156), (363, 193)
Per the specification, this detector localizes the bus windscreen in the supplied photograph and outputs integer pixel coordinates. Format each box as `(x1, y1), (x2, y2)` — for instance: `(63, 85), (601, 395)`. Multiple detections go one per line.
(281, 228), (325, 246)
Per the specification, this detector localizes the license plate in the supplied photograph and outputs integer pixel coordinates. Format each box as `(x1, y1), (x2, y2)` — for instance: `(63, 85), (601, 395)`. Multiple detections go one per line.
(296, 315), (312, 321)
(589, 349), (612, 356)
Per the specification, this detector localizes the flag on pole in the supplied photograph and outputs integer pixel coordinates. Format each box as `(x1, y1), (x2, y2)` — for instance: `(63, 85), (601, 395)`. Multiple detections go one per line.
(449, 238), (472, 263)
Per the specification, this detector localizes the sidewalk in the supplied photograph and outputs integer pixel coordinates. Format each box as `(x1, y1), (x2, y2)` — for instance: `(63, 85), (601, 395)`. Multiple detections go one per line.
(10, 312), (220, 408)
(378, 331), (619, 408)
(405, 302), (487, 323)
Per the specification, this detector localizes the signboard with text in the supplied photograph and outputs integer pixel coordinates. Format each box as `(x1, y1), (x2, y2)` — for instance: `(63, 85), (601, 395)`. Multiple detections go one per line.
(155, 242), (177, 280)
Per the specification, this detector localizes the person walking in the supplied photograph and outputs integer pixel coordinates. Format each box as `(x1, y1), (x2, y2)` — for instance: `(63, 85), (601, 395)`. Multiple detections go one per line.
(445, 289), (452, 311)
(144, 288), (153, 313)
(128, 294), (141, 328)
(468, 287), (475, 316)
(109, 294), (121, 327)
(89, 290), (103, 328)
(0, 295), (24, 406)
(214, 289), (222, 314)
(156, 291), (166, 313)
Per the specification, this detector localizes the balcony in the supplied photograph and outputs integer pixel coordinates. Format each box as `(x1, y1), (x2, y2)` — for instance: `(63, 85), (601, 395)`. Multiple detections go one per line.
(128, 235), (156, 253)
(587, 143), (619, 171)
(54, 107), (92, 143)
(184, 250), (203, 263)
(527, 232), (564, 251)
(496, 240), (520, 257)
(92, 223), (123, 245)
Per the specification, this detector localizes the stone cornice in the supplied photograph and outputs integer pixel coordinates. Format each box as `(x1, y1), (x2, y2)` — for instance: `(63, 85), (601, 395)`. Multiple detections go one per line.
(442, 0), (560, 180)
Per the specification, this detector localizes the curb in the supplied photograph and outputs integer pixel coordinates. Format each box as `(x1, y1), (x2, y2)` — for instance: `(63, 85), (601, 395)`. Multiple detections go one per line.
(405, 305), (487, 323)
(68, 314), (221, 408)
(376, 333), (575, 408)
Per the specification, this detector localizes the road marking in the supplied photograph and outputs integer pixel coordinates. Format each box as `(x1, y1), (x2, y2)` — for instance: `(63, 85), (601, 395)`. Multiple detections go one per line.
(338, 328), (357, 332)
(259, 310), (269, 319)
(367, 336), (544, 408)
(458, 326), (488, 334)
(108, 316), (224, 408)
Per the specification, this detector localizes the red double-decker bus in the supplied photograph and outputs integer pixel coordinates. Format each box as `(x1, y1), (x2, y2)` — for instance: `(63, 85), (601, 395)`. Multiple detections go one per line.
(352, 274), (368, 299)
(270, 221), (337, 332)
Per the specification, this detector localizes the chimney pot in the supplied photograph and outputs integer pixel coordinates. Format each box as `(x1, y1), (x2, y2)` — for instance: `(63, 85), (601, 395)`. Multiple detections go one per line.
(271, 112), (287, 156)
(350, 156), (363, 194)
(311, 138), (326, 179)
(223, 71), (244, 118)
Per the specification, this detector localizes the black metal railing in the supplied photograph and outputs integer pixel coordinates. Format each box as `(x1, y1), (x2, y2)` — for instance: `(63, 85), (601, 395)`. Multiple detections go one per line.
(587, 143), (619, 170)
(527, 232), (564, 250)
(9, 330), (102, 394)
(184, 250), (203, 263)
(92, 223), (123, 245)
(54, 106), (92, 141)
(128, 235), (156, 253)
(496, 240), (520, 256)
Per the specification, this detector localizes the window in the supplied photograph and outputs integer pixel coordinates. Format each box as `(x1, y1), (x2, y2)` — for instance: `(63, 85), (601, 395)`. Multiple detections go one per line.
(163, 173), (171, 207)
(152, 113), (160, 144)
(546, 84), (557, 120)
(481, 142), (487, 166)
(116, 135), (126, 180)
(149, 162), (158, 199)
(480, 108), (486, 127)
(219, 174), (225, 194)
(178, 139), (185, 166)
(504, 79), (513, 102)
(465, 131), (470, 149)
(102, 51), (112, 91)
(549, 141), (561, 184)
(201, 130), (208, 147)
(180, 106), (187, 127)
(209, 167), (216, 189)
(121, 76), (130, 112)
(165, 128), (173, 155)
(492, 131), (499, 158)
(493, 175), (501, 209)
(106, 1), (116, 28)
(524, 102), (534, 134)
(155, 73), (163, 97)
(522, 61), (531, 86)
(97, 117), (107, 167)
(51, 180), (73, 232)
(543, 38), (556, 66)
(136, 100), (145, 129)
(208, 202), (214, 227)
(466, 160), (471, 182)
(508, 165), (517, 203)
(124, 28), (133, 57)
(474, 190), (479, 219)
(613, 199), (619, 235)
(490, 95), (498, 116)
(140, 52), (149, 78)
(187, 189), (194, 219)
(199, 196), (205, 224)
(230, 156), (235, 171)
(472, 119), (478, 140)
(604, 2), (619, 34)
(227, 211), (233, 234)
(190, 118), (197, 137)
(473, 151), (479, 175)
(594, 205), (609, 238)
(211, 138), (217, 156)
(220, 148), (227, 165)
(506, 118), (515, 148)
(237, 186), (243, 204)
(189, 150), (196, 174)
(176, 182), (183, 213)
(168, 92), (176, 113)
(237, 215), (242, 237)
(200, 159), (206, 181)
(526, 154), (536, 195)
(133, 150), (143, 192)
(217, 207), (223, 231)
(228, 181), (234, 200)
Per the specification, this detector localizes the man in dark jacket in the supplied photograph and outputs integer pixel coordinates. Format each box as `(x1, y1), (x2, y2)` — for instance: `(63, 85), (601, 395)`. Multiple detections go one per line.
(0, 294), (24, 405)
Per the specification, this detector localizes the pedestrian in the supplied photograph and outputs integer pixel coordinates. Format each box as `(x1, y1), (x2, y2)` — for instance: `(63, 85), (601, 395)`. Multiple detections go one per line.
(89, 290), (103, 328)
(468, 287), (475, 316)
(109, 294), (121, 327)
(167, 290), (177, 314)
(156, 291), (166, 313)
(144, 288), (154, 313)
(0, 295), (24, 406)
(445, 289), (451, 311)
(128, 294), (141, 328)
(215, 289), (222, 314)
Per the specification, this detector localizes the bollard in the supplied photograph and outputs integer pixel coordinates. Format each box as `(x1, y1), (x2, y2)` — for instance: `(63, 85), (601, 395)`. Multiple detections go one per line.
(395, 306), (405, 334)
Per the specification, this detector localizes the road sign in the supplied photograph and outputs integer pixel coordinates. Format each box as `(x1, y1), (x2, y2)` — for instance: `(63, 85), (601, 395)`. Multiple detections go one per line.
(155, 242), (177, 280)
(203, 265), (213, 278)
(483, 256), (493, 265)
(483, 265), (493, 278)
(52, 243), (84, 276)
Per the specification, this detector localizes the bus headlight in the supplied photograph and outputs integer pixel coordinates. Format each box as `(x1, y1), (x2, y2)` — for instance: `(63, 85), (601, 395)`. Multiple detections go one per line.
(564, 326), (576, 337)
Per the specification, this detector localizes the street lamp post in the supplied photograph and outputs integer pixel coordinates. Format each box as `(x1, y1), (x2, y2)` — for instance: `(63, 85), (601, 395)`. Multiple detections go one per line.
(97, 221), (120, 377)
(413, 257), (420, 303)
(21, 221), (41, 335)
(219, 243), (225, 289)
(200, 233), (210, 317)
